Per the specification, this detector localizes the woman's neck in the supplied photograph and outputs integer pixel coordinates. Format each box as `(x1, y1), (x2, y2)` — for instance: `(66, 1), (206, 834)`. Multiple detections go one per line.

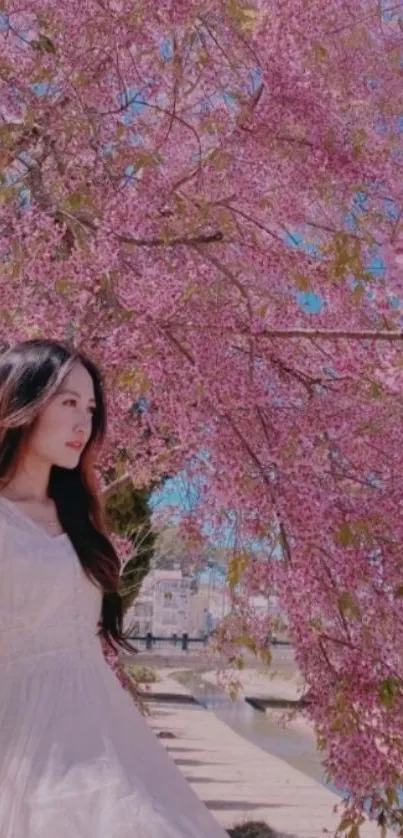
(1, 455), (51, 503)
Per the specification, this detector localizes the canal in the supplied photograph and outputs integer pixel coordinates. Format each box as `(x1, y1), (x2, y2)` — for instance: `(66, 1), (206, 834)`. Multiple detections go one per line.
(172, 667), (337, 795)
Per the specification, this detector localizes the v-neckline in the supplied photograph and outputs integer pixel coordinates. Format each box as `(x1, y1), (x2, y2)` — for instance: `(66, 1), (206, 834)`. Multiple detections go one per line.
(0, 495), (68, 542)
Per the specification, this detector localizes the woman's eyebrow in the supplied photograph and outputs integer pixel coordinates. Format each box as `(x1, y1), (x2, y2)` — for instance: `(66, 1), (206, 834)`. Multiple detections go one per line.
(58, 388), (96, 404)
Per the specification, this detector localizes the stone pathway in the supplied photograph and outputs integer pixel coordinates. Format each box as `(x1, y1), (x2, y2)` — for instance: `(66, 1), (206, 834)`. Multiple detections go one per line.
(139, 672), (387, 838)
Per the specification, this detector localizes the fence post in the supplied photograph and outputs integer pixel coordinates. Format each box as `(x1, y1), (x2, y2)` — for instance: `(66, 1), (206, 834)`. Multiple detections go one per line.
(146, 632), (153, 650)
(181, 632), (188, 651)
(172, 633), (177, 647)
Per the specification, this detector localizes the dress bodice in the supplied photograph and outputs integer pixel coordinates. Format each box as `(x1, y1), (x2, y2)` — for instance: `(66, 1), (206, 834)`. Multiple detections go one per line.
(0, 498), (103, 672)
(0, 502), (230, 838)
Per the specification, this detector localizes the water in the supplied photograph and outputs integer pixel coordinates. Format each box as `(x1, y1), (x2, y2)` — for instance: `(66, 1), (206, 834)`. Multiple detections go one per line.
(173, 669), (337, 794)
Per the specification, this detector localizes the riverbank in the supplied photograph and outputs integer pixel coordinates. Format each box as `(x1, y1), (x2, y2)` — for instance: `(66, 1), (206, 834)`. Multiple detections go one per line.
(139, 669), (386, 838)
(124, 650), (334, 788)
(200, 665), (315, 740)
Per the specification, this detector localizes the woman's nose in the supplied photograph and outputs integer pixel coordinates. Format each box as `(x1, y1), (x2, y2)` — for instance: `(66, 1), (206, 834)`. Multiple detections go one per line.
(74, 411), (91, 433)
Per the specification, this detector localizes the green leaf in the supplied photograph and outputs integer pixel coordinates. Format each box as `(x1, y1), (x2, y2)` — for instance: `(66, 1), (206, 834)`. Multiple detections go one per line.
(336, 522), (353, 547)
(338, 591), (361, 620)
(181, 284), (197, 302)
(330, 232), (364, 283)
(228, 0), (259, 33)
(210, 150), (232, 172)
(386, 787), (398, 807)
(116, 369), (150, 396)
(227, 552), (249, 587)
(379, 678), (400, 710)
(352, 129), (367, 160)
(370, 381), (383, 399)
(198, 49), (211, 67)
(54, 278), (71, 296)
(259, 647), (272, 665)
(32, 34), (57, 55)
(352, 284), (365, 303)
(64, 191), (85, 212)
(338, 816), (354, 833)
(313, 42), (328, 63)
(294, 273), (312, 292)
(0, 59), (13, 80)
(133, 152), (164, 171)
(0, 308), (13, 324)
(129, 7), (144, 25)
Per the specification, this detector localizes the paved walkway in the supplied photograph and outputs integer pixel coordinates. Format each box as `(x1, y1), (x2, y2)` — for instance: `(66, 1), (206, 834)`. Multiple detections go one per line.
(138, 672), (387, 838)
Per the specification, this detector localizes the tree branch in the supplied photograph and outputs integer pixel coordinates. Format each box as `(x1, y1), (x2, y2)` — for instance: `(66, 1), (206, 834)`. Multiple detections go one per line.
(258, 328), (403, 342)
(102, 473), (132, 499)
(118, 230), (223, 248)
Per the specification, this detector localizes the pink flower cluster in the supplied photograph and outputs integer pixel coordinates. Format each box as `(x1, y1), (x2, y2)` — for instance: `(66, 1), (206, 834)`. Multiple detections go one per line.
(2, 0), (403, 827)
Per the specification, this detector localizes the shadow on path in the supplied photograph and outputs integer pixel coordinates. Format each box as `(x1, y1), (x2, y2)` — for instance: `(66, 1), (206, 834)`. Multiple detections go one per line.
(228, 822), (300, 838)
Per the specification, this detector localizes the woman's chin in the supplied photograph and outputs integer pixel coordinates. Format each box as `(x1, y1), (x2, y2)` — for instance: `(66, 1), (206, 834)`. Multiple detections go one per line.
(54, 451), (82, 470)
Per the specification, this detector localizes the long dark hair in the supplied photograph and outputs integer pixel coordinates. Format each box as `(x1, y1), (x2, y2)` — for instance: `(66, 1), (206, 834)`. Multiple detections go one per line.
(0, 338), (134, 652)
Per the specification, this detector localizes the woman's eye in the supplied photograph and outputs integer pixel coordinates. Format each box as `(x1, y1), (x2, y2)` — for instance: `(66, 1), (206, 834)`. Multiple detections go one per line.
(62, 398), (95, 415)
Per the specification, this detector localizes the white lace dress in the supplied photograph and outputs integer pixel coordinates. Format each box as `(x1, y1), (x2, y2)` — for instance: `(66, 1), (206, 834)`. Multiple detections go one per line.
(0, 497), (228, 838)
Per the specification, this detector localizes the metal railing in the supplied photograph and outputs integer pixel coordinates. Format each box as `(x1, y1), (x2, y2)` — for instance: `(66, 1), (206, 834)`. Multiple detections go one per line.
(128, 632), (208, 651)
(128, 632), (292, 652)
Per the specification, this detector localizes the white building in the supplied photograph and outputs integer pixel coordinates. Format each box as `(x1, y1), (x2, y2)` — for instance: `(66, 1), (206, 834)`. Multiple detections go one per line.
(125, 568), (288, 640)
(125, 569), (192, 637)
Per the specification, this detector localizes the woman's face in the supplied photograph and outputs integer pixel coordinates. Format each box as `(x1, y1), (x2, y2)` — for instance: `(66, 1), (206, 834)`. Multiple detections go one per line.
(27, 362), (97, 469)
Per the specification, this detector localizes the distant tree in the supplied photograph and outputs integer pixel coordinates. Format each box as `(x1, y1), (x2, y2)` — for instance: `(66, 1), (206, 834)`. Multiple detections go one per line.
(105, 480), (157, 613)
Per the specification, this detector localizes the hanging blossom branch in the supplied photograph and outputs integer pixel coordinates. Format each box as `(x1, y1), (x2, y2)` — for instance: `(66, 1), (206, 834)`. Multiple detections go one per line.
(258, 328), (403, 341)
(4, 2), (403, 830)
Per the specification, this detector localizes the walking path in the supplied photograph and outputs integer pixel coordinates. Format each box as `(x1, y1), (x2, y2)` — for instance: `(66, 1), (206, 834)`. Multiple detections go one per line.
(137, 670), (387, 838)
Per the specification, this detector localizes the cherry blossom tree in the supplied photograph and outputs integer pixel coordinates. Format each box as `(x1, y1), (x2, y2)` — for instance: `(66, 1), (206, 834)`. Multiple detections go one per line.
(2, 0), (403, 831)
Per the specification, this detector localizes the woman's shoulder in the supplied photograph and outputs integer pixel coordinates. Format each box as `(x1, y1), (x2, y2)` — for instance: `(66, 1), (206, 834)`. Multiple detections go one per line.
(0, 497), (12, 549)
(0, 496), (33, 541)
(0, 496), (22, 533)
(0, 495), (12, 520)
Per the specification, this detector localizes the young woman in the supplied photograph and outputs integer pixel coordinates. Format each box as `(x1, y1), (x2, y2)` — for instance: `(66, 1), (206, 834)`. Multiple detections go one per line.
(0, 339), (228, 838)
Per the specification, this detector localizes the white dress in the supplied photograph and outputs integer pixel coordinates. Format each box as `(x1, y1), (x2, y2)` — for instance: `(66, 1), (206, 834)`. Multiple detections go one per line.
(0, 497), (228, 838)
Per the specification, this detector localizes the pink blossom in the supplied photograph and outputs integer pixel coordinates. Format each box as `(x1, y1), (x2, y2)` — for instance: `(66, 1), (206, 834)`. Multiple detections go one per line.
(2, 1), (403, 829)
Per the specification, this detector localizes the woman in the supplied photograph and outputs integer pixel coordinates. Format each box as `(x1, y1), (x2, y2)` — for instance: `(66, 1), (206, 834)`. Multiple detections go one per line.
(0, 339), (228, 838)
